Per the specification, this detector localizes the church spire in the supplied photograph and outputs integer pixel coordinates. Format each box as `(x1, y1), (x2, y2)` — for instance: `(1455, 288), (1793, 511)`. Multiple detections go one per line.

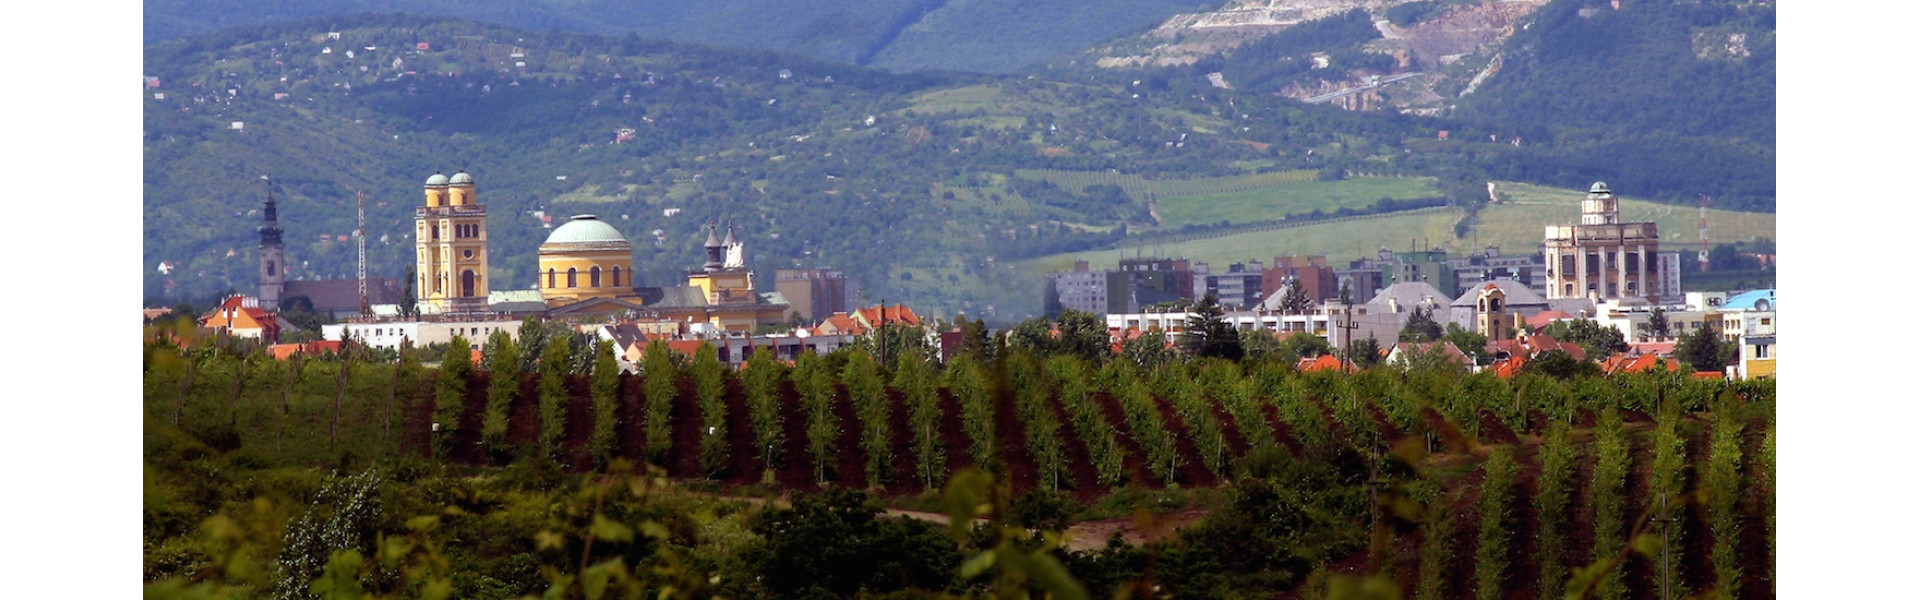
(259, 176), (282, 246)
(703, 224), (724, 272)
(258, 174), (286, 309)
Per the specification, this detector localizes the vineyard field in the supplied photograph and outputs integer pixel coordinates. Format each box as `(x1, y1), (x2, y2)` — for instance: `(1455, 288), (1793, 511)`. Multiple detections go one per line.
(144, 346), (1776, 598)
(1016, 169), (1442, 229)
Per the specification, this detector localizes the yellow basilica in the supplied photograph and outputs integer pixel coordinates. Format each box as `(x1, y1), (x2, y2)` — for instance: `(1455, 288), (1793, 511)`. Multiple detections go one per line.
(408, 170), (790, 329)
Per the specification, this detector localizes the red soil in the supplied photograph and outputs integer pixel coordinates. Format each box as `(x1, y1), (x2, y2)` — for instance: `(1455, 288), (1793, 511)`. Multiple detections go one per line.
(1478, 409), (1523, 446)
(397, 369), (1776, 600)
(1149, 393), (1219, 487)
(1048, 397), (1104, 501)
(992, 378), (1041, 495)
(935, 388), (978, 481)
(1089, 390), (1156, 487)
(1259, 402), (1307, 458)
(828, 382), (868, 488)
(1209, 402), (1251, 459)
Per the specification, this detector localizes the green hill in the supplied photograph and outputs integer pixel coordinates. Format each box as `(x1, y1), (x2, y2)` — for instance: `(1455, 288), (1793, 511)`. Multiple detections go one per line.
(1015, 180), (1775, 278)
(1068, 0), (1775, 213)
(142, 12), (1772, 324)
(143, 0), (1216, 74)
(1450, 0), (1776, 211)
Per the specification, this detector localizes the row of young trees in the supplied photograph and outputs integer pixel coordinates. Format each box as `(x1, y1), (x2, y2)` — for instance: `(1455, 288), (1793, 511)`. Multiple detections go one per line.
(146, 320), (1776, 599)
(150, 318), (1773, 478)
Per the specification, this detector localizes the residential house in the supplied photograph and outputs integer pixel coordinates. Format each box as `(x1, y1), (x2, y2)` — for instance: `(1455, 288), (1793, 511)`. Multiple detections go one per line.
(1717, 289), (1776, 380)
(269, 340), (345, 360)
(1385, 341), (1473, 371)
(1483, 333), (1588, 378)
(201, 295), (292, 344)
(1600, 353), (1683, 376)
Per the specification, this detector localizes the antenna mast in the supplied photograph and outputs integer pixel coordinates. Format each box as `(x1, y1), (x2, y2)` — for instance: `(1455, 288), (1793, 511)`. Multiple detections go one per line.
(357, 189), (370, 314)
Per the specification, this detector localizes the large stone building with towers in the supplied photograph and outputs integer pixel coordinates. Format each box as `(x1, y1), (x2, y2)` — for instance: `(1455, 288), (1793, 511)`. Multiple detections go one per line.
(1543, 182), (1680, 303)
(328, 170), (792, 347)
(415, 170), (492, 314)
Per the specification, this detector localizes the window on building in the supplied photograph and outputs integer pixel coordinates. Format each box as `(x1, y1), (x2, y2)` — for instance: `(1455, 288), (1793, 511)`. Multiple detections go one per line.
(567, 268), (578, 288)
(547, 268), (556, 289)
(591, 266), (602, 288)
(612, 266), (622, 288)
(1756, 344), (1770, 359)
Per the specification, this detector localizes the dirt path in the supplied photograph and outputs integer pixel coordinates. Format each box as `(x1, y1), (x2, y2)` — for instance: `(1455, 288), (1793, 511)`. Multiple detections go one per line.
(880, 507), (1208, 553)
(678, 492), (1208, 553)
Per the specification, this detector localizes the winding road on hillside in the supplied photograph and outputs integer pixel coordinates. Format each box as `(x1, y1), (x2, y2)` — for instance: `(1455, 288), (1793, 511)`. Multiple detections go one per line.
(1302, 72), (1425, 104)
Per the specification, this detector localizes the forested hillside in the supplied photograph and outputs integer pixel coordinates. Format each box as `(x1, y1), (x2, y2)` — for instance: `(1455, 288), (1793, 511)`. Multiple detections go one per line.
(1073, 0), (1775, 211)
(140, 15), (1453, 320)
(1452, 0), (1776, 211)
(143, 0), (1216, 74)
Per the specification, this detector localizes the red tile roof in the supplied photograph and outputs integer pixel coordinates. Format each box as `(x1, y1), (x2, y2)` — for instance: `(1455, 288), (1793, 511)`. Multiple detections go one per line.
(1488, 333), (1586, 362)
(269, 340), (345, 360)
(1525, 310), (1575, 330)
(201, 295), (285, 343)
(1628, 341), (1677, 357)
(1601, 353), (1682, 376)
(1490, 354), (1527, 378)
(853, 304), (922, 329)
(1391, 341), (1472, 368)
(816, 312), (866, 336)
(1297, 354), (1353, 373)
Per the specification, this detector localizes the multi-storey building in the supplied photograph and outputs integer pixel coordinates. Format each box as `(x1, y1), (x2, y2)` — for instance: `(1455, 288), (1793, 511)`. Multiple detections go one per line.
(1106, 257), (1195, 314)
(1543, 182), (1668, 303)
(1201, 260), (1264, 309)
(776, 268), (857, 323)
(1045, 260), (1110, 317)
(1262, 255), (1339, 303)
(1389, 248), (1458, 297)
(1448, 245), (1548, 299)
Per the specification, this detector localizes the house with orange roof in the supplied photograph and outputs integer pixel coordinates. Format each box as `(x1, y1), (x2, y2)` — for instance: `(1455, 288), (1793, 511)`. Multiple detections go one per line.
(1525, 310), (1576, 331)
(201, 295), (293, 345)
(1296, 354), (1355, 373)
(1489, 353), (1528, 378)
(813, 312), (868, 336)
(1485, 333), (1586, 363)
(853, 303), (921, 330)
(268, 340), (345, 360)
(1600, 353), (1682, 376)
(1385, 341), (1473, 371)
(1483, 332), (1589, 378)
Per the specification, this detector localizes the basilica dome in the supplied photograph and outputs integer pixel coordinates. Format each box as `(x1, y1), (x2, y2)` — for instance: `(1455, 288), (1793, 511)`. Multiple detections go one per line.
(543, 215), (630, 246)
(538, 215), (635, 304)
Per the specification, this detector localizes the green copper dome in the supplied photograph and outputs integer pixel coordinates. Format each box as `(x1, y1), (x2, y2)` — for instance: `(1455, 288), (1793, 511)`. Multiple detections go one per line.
(1589, 181), (1610, 194)
(425, 172), (449, 186)
(543, 215), (630, 246)
(449, 171), (473, 185)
